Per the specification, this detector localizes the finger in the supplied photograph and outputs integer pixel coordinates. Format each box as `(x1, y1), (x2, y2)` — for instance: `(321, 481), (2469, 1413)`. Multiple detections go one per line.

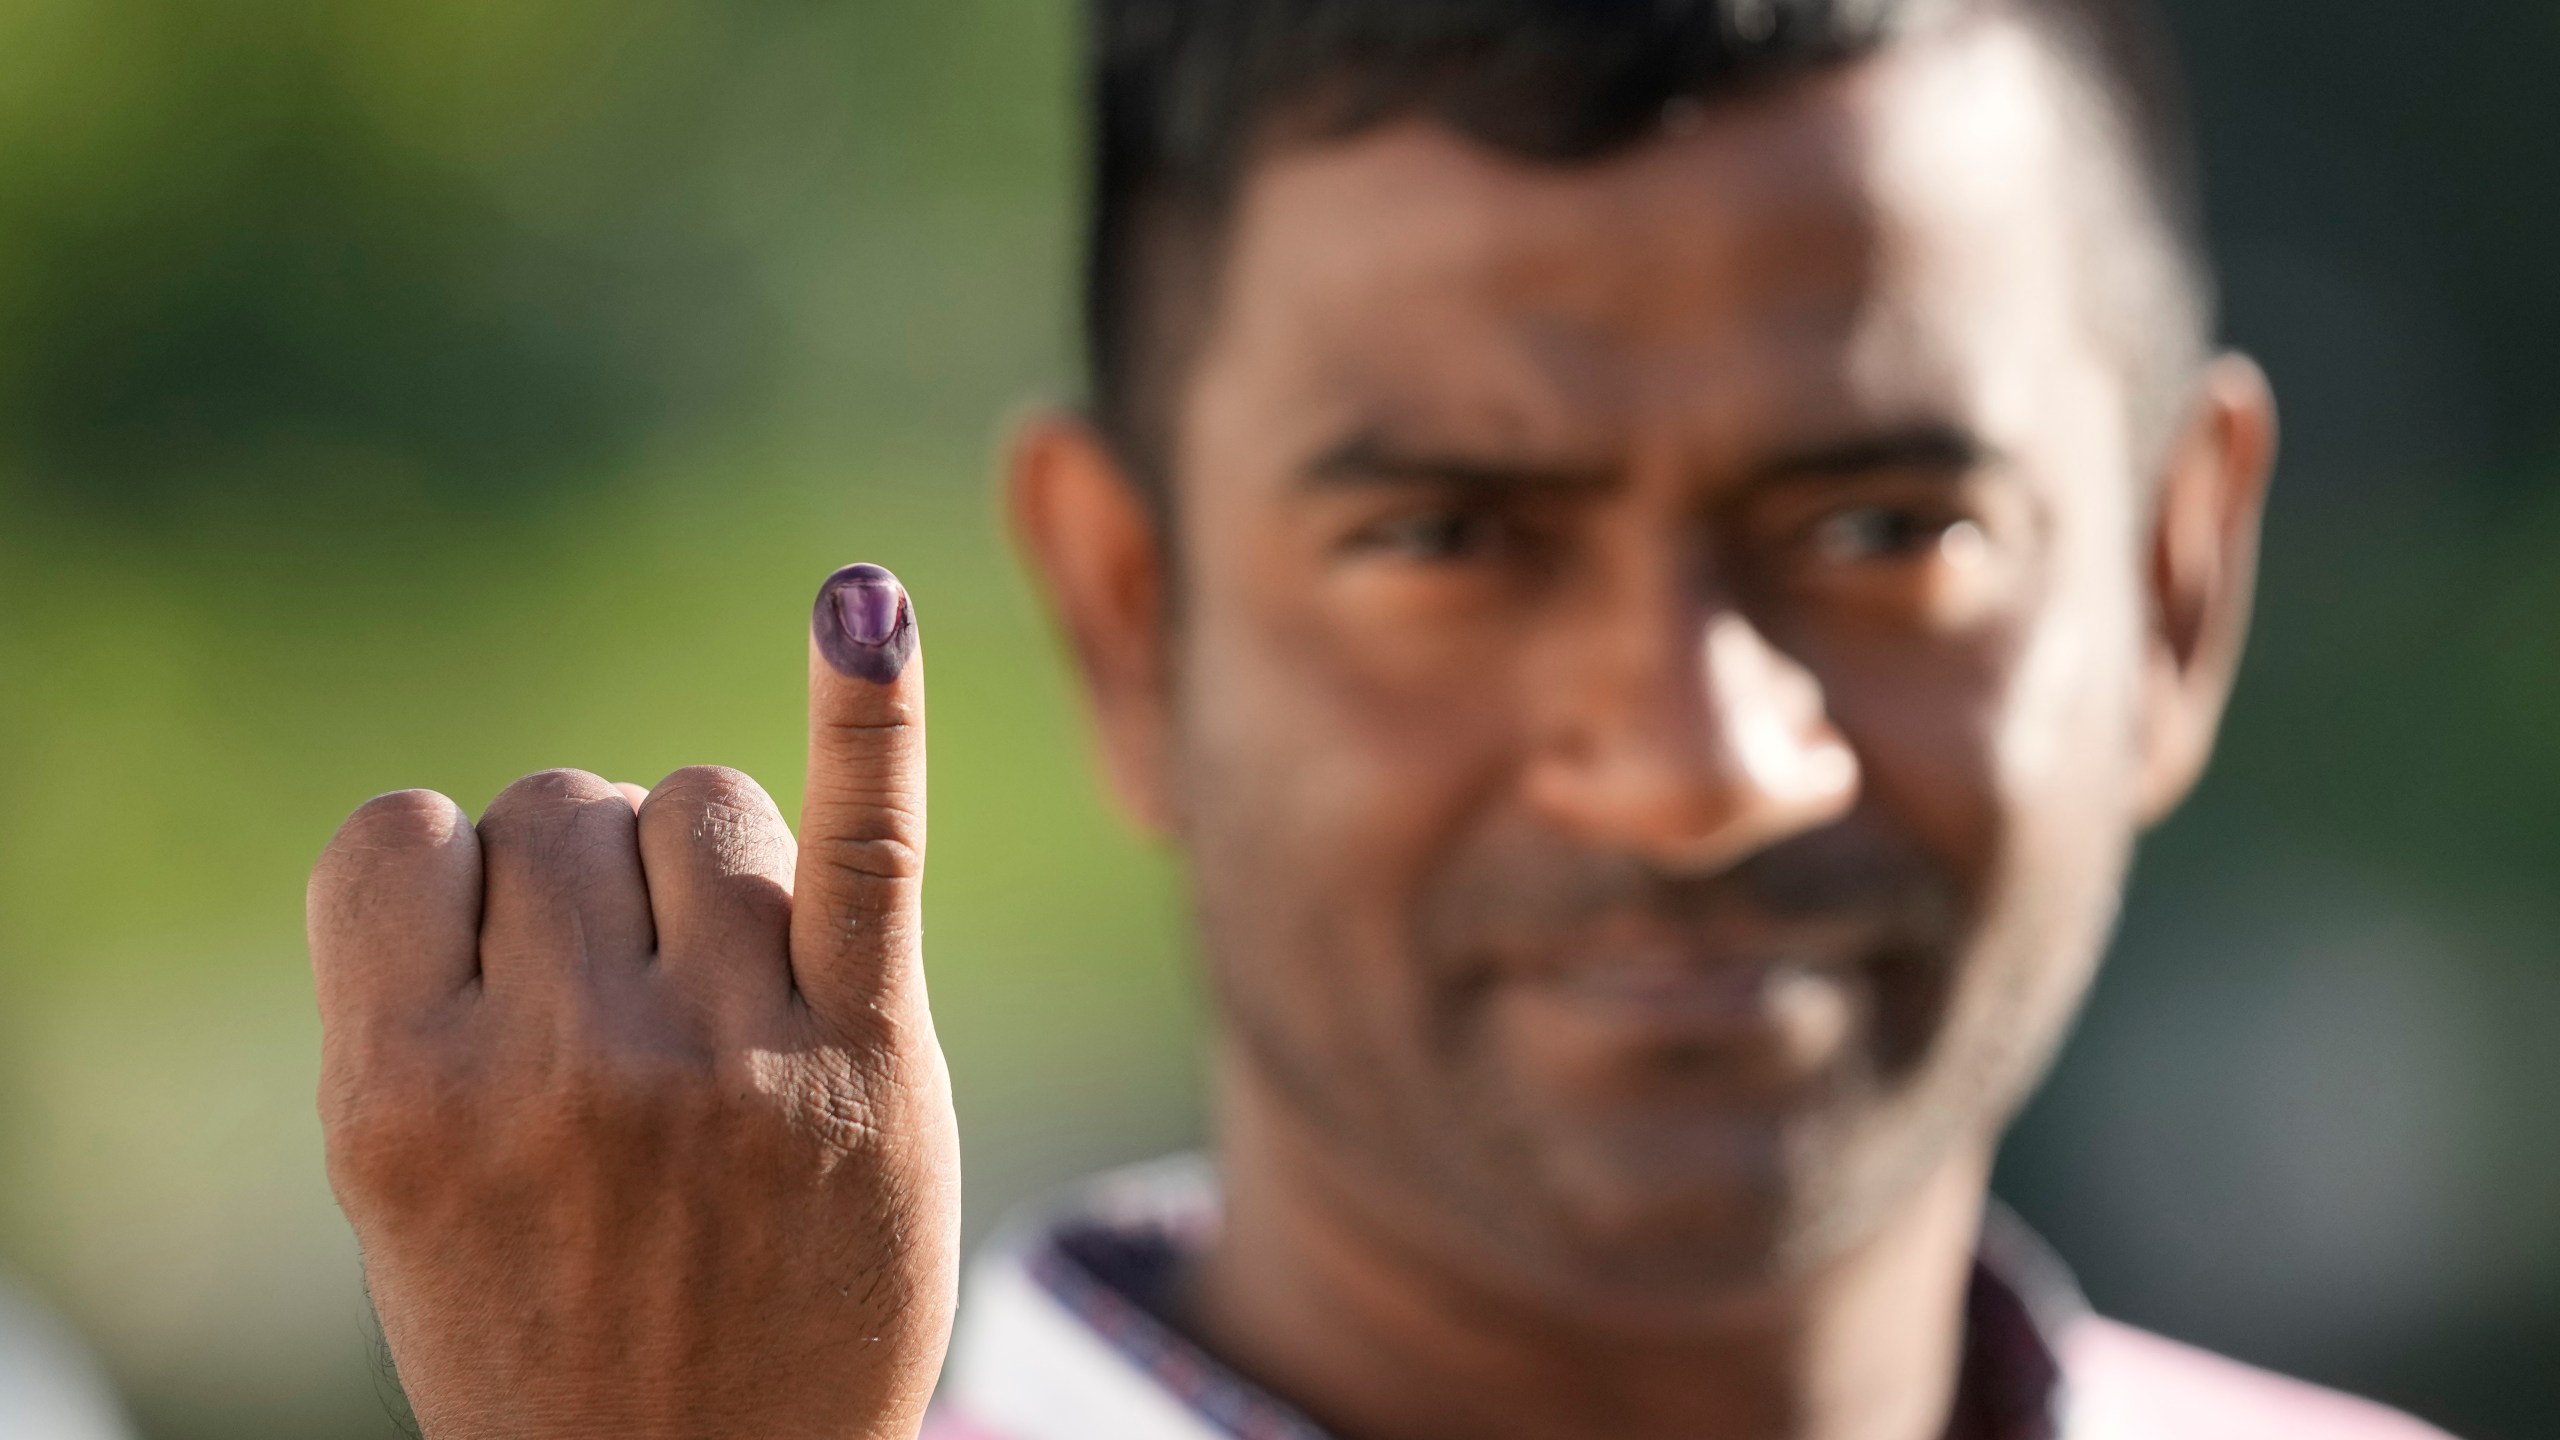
(615, 782), (650, 812)
(310, 790), (483, 1019)
(635, 765), (795, 1013)
(475, 769), (657, 995)
(791, 563), (927, 1024)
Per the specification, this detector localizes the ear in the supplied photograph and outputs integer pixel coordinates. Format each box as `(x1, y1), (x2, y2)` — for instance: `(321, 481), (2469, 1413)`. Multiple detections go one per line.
(1005, 410), (1181, 837)
(2136, 353), (2280, 825)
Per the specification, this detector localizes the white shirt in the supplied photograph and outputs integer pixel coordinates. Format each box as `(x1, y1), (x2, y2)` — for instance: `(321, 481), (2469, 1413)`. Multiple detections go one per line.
(0, 1279), (131, 1440)
(928, 1156), (2452, 1440)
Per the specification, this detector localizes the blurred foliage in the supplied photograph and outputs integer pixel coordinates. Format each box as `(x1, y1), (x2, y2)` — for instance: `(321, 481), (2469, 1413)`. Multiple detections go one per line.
(0, 2), (2551, 1439)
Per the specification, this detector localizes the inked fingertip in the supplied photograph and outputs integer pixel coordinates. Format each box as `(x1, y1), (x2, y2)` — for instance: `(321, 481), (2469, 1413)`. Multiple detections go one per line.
(813, 562), (917, 683)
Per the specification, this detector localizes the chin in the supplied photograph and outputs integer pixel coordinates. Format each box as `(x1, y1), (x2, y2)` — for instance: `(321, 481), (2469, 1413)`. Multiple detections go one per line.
(1428, 948), (1988, 1306)
(1461, 1062), (1999, 1330)
(1455, 1099), (1868, 1306)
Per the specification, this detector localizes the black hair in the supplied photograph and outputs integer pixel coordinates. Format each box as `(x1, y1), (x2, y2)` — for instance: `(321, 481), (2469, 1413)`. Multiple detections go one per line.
(1083, 0), (2215, 504)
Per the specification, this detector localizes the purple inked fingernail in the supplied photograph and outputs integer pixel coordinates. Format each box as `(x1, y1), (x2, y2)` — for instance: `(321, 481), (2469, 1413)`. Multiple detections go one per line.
(813, 563), (917, 683)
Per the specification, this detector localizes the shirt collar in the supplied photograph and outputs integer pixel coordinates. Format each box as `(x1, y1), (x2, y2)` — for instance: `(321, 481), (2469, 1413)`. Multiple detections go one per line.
(939, 1155), (2089, 1440)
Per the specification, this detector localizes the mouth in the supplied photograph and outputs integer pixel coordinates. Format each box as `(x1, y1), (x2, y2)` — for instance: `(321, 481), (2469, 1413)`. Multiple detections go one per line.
(1514, 944), (1862, 1074)
(1494, 903), (1876, 1010)
(1472, 923), (1874, 1093)
(1533, 947), (1848, 1029)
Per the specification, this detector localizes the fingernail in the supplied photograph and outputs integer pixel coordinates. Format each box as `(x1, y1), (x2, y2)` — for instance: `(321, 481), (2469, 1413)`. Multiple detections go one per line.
(813, 563), (917, 683)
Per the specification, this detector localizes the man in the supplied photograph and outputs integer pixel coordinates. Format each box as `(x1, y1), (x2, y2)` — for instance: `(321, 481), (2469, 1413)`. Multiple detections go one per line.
(305, 0), (2453, 1437)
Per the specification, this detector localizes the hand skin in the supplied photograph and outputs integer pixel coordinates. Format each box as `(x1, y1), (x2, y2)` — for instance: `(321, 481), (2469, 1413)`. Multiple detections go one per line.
(307, 564), (957, 1440)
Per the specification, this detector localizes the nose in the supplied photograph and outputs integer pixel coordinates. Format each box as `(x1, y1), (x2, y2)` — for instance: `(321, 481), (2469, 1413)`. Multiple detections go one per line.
(1524, 606), (1860, 872)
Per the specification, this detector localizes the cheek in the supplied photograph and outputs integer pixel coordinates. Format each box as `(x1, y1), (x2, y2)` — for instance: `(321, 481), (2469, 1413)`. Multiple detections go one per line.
(1178, 500), (1526, 860)
(1973, 556), (2148, 986)
(1996, 574), (2147, 818)
(1171, 579), (1522, 1040)
(1178, 597), (1516, 901)
(1167, 457), (1530, 1059)
(1815, 546), (2146, 929)
(1941, 580), (2148, 1114)
(1818, 624), (2017, 902)
(1810, 561), (2145, 1136)
(1170, 611), (1545, 1146)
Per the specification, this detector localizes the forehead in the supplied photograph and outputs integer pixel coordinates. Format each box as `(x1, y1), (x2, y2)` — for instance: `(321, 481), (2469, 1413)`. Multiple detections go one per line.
(1189, 18), (2112, 460)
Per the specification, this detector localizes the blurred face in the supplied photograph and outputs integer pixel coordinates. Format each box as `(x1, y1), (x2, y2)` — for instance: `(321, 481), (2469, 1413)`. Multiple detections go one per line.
(1022, 17), (2265, 1309)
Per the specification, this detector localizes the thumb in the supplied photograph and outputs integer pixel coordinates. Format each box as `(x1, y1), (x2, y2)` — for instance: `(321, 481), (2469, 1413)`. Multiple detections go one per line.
(791, 562), (928, 1025)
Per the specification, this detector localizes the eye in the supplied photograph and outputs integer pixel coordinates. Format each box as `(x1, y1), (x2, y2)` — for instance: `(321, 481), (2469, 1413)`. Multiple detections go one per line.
(1810, 505), (1981, 564)
(1350, 506), (1511, 563)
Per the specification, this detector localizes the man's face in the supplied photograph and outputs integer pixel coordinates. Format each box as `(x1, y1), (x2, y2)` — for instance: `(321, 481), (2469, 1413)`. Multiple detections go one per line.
(1098, 20), (2223, 1305)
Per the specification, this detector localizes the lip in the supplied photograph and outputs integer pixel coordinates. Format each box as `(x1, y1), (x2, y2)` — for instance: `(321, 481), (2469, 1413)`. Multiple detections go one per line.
(1485, 943), (1865, 1096)
(1484, 904), (1877, 1005)
(1525, 949), (1843, 1028)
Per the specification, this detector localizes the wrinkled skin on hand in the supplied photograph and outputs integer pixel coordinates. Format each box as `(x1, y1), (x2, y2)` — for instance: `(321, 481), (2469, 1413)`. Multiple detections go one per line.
(308, 566), (958, 1440)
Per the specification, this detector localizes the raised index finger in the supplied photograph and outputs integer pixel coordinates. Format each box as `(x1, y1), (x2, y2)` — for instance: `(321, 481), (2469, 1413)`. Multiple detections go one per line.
(790, 563), (927, 1026)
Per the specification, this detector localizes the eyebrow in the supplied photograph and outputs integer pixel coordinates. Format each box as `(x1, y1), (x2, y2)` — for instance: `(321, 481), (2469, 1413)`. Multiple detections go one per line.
(1300, 422), (1998, 496)
(1745, 424), (1998, 487)
(1300, 431), (1615, 495)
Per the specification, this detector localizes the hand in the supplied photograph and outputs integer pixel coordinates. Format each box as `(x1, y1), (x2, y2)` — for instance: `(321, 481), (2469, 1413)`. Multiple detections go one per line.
(308, 563), (957, 1440)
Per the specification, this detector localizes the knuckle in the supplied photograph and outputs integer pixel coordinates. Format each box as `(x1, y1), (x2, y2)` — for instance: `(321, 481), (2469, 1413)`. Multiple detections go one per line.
(478, 769), (638, 878)
(319, 790), (466, 870)
(650, 764), (772, 810)
(811, 829), (925, 885)
(310, 790), (473, 938)
(817, 704), (920, 746)
(642, 765), (785, 837)
(812, 713), (925, 780)
(482, 768), (621, 827)
(641, 766), (797, 891)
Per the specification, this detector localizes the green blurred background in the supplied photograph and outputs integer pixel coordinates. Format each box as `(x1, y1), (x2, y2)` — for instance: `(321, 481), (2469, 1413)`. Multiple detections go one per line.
(0, 2), (2550, 1437)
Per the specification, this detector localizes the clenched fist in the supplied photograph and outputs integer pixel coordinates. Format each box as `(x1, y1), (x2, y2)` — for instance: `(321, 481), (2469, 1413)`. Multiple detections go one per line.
(308, 564), (958, 1440)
